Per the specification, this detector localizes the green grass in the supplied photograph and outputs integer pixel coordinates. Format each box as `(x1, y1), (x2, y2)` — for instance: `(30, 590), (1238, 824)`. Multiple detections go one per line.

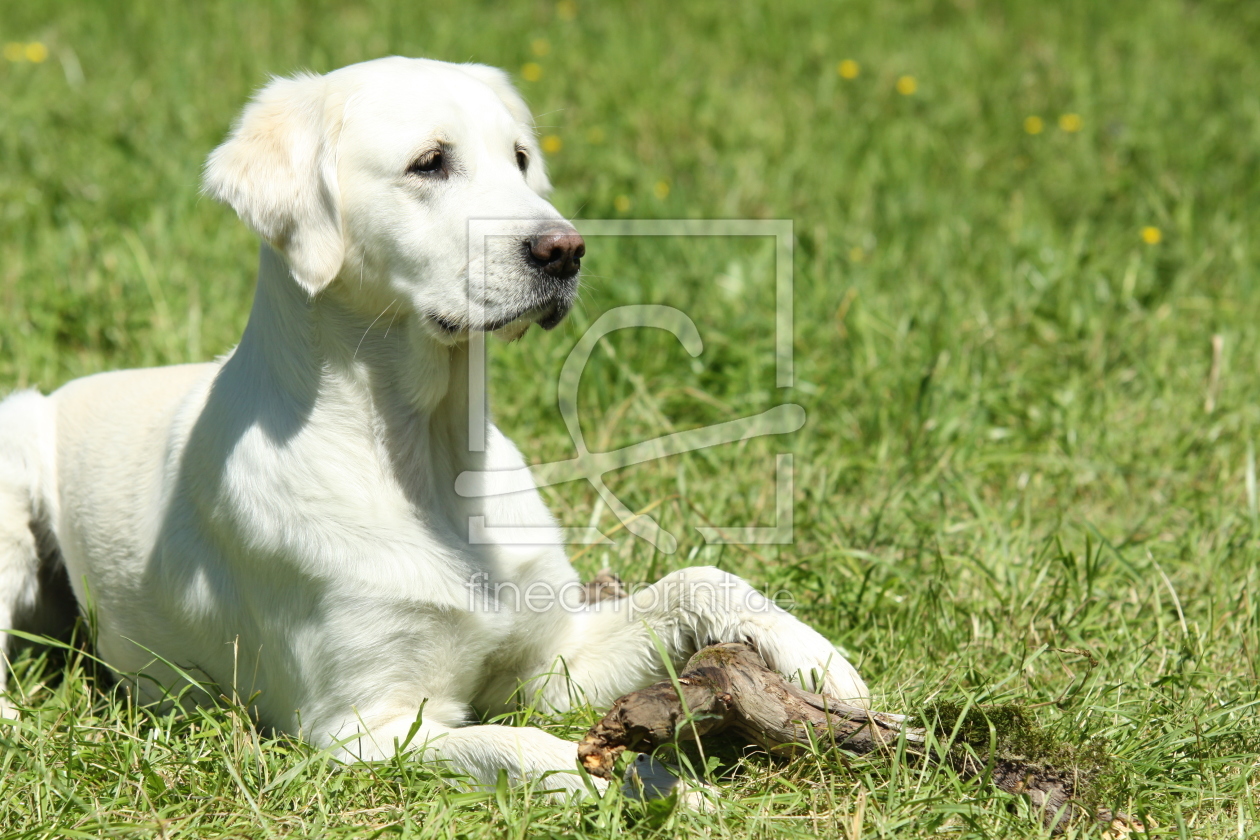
(2, 0), (1259, 836)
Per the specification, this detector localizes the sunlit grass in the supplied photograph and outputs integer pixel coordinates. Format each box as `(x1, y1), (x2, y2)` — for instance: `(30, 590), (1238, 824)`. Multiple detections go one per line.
(2, 0), (1258, 836)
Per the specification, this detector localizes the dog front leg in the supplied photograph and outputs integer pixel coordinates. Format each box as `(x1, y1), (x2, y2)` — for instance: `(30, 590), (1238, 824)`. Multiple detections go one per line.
(330, 714), (604, 800)
(525, 566), (870, 713)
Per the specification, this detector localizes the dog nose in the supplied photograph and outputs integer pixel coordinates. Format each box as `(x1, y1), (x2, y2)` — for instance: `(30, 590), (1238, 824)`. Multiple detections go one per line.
(528, 229), (585, 279)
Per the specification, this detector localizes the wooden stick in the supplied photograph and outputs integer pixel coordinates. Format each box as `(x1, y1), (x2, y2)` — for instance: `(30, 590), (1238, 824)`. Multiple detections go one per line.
(579, 642), (1119, 833)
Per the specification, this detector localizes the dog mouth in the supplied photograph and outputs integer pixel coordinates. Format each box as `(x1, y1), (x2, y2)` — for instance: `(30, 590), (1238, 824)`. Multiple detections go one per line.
(429, 297), (573, 340)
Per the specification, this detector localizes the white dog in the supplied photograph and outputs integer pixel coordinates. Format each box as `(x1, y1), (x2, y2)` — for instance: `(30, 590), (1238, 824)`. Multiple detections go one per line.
(0, 57), (868, 796)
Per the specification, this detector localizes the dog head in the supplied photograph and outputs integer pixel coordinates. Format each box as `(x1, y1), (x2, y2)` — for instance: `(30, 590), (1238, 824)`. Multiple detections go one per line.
(203, 56), (582, 341)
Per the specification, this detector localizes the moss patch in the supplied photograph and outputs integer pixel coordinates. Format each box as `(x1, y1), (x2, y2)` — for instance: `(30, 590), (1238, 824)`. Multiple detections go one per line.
(920, 702), (1125, 812)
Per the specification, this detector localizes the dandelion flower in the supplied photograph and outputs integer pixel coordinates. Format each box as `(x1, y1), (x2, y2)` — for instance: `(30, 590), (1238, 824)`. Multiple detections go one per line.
(3, 42), (23, 62)
(556, 0), (577, 20)
(521, 62), (543, 82)
(614, 195), (632, 213)
(1141, 226), (1162, 245)
(542, 135), (563, 154)
(1058, 113), (1083, 132)
(25, 42), (47, 63)
(837, 59), (859, 80)
(895, 75), (917, 95)
(1023, 115), (1044, 135)
(531, 38), (551, 57)
(653, 180), (670, 200)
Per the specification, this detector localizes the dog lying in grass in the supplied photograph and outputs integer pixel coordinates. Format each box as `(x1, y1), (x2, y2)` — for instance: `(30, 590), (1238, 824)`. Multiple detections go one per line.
(0, 56), (867, 796)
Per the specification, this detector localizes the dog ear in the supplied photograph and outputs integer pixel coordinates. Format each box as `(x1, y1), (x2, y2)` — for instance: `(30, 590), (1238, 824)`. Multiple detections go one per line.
(203, 73), (344, 296)
(458, 63), (553, 196)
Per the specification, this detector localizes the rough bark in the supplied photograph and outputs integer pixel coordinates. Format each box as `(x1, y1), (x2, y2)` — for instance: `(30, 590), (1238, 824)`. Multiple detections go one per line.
(579, 642), (1121, 833)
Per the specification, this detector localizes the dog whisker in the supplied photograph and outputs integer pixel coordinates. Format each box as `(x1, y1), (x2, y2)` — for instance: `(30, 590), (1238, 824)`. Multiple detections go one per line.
(382, 299), (403, 340)
(354, 297), (399, 360)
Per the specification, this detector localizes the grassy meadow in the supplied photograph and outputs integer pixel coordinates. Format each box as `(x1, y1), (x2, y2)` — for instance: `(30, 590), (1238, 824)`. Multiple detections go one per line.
(2, 0), (1259, 836)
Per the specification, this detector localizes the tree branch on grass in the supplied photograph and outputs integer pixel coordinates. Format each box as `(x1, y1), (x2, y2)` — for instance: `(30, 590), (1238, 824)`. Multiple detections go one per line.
(578, 641), (1138, 834)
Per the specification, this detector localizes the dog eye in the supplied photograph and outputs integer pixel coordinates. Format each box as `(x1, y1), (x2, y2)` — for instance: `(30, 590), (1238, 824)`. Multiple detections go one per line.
(407, 150), (445, 176)
(515, 148), (529, 173)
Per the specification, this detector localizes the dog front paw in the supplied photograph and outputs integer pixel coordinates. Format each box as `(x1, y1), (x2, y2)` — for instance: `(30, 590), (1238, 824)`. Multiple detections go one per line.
(748, 619), (870, 707)
(0, 696), (21, 723)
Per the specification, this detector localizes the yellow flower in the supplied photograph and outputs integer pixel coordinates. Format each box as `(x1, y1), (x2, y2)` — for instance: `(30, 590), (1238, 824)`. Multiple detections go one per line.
(531, 38), (551, 57)
(1058, 113), (1083, 132)
(25, 42), (47, 63)
(613, 195), (631, 213)
(837, 59), (859, 80)
(556, 0), (577, 20)
(586, 126), (606, 144)
(542, 134), (563, 154)
(848, 246), (866, 263)
(1023, 115), (1044, 135)
(1141, 226), (1162, 245)
(895, 75), (917, 95)
(521, 62), (543, 82)
(653, 180), (670, 200)
(3, 42), (23, 62)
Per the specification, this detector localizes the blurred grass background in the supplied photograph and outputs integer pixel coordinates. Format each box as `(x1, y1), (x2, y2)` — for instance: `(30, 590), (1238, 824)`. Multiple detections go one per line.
(1, 0), (1258, 837)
